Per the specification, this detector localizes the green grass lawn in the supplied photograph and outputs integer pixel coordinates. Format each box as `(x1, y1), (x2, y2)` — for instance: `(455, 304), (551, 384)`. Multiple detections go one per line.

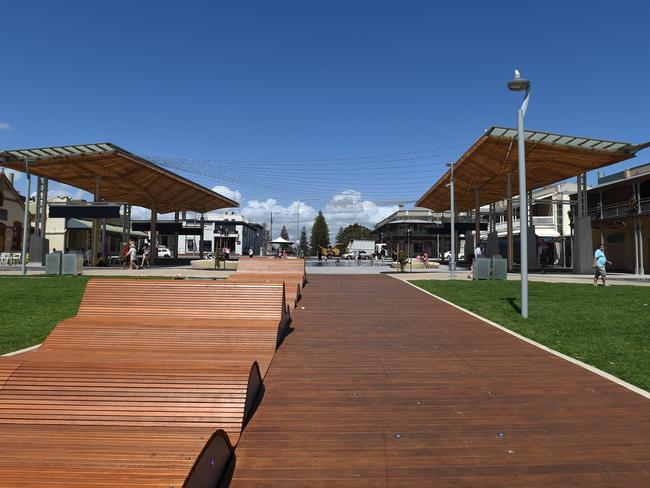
(0, 276), (90, 355)
(410, 280), (650, 391)
(0, 275), (173, 355)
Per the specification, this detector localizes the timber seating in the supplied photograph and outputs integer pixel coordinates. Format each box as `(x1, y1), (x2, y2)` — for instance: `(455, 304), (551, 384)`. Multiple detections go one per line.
(229, 257), (306, 311)
(0, 278), (288, 487)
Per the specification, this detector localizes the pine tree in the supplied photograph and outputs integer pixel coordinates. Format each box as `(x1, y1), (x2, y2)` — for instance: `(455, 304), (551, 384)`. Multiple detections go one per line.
(310, 210), (330, 254)
(261, 223), (270, 253)
(279, 225), (290, 250)
(299, 226), (309, 257)
(335, 227), (345, 247)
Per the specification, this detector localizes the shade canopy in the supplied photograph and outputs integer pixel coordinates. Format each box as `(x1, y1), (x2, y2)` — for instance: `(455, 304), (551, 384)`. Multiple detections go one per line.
(417, 127), (649, 212)
(270, 237), (294, 244)
(0, 143), (238, 213)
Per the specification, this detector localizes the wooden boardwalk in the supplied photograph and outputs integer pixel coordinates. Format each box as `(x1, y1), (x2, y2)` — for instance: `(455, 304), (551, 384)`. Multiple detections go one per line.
(229, 275), (650, 487)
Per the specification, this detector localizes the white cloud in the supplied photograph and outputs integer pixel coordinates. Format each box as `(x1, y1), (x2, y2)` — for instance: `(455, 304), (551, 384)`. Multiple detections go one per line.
(0, 121), (14, 131)
(131, 206), (152, 220)
(239, 190), (397, 242)
(242, 198), (315, 240)
(212, 185), (241, 204)
(324, 190), (398, 237)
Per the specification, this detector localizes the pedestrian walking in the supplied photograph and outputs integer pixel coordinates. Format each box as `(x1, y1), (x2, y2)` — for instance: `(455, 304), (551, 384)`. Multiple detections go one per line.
(593, 243), (612, 286)
(140, 242), (150, 269)
(128, 240), (138, 270)
(468, 241), (482, 279)
(120, 242), (129, 269)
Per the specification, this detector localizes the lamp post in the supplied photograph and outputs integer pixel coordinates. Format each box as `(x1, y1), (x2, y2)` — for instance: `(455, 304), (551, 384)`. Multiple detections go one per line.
(446, 162), (456, 280)
(508, 69), (531, 318)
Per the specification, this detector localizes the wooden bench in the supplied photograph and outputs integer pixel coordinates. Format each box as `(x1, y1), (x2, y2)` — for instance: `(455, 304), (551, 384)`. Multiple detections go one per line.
(230, 257), (306, 311)
(0, 278), (287, 487)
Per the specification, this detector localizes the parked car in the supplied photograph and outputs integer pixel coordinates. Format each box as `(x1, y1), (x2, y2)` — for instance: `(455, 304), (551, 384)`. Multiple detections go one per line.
(157, 247), (172, 257)
(343, 250), (372, 260)
(443, 250), (465, 261)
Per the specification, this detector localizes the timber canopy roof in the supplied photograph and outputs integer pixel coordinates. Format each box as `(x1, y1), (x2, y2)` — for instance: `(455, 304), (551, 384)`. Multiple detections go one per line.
(417, 127), (650, 212)
(0, 143), (238, 213)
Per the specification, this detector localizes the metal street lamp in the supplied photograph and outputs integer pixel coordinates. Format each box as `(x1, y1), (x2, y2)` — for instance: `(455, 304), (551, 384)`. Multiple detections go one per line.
(446, 162), (456, 280)
(508, 69), (531, 318)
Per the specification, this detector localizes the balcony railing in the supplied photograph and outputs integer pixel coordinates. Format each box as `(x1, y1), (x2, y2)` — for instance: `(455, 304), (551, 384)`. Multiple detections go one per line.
(588, 198), (650, 219)
(495, 216), (555, 233)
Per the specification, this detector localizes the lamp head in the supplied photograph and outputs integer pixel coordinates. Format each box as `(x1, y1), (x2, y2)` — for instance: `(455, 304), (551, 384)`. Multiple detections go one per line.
(507, 69), (530, 91)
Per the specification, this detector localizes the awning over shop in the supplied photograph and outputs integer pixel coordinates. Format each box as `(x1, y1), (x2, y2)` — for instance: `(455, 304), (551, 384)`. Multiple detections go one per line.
(0, 143), (238, 213)
(67, 218), (148, 237)
(417, 127), (649, 212)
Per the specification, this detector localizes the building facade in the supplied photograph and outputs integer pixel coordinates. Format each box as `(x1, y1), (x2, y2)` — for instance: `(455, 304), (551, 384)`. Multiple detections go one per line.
(374, 207), (486, 259)
(583, 163), (650, 274)
(0, 172), (29, 253)
(177, 211), (264, 257)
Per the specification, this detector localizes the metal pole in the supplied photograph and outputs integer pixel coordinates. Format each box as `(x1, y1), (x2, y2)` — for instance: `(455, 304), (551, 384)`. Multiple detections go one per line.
(408, 229), (412, 272)
(21, 160), (32, 275)
(450, 163), (456, 280)
(41, 177), (48, 259)
(297, 202), (300, 255)
(517, 89), (530, 318)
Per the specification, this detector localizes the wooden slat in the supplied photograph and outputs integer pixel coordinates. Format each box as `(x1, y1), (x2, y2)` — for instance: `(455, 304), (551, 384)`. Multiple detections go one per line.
(229, 258), (306, 311)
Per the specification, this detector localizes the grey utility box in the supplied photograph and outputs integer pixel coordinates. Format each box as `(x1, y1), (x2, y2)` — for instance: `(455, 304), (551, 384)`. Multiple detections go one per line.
(45, 252), (62, 275)
(473, 257), (491, 280)
(491, 257), (508, 280)
(62, 253), (84, 275)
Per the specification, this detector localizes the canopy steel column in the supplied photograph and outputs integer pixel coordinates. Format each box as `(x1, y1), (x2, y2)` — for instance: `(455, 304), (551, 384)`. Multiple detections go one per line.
(634, 182), (644, 275)
(174, 210), (180, 258)
(150, 204), (158, 265)
(199, 214), (205, 260)
(41, 177), (48, 259)
(125, 204), (131, 245)
(475, 190), (480, 246)
(506, 173), (514, 271)
(91, 176), (101, 266)
(34, 176), (42, 236)
(20, 160), (32, 275)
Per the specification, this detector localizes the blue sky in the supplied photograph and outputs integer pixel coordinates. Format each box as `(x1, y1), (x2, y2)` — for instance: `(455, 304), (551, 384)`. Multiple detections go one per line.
(1, 0), (649, 237)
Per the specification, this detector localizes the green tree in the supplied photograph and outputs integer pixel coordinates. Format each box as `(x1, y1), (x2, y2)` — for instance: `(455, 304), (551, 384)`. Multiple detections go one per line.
(335, 223), (372, 250)
(335, 227), (344, 247)
(279, 225), (290, 250)
(310, 210), (330, 254)
(299, 226), (309, 257)
(261, 223), (270, 253)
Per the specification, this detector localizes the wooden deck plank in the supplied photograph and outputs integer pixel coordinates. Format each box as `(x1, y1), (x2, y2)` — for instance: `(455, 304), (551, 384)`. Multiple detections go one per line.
(229, 275), (650, 487)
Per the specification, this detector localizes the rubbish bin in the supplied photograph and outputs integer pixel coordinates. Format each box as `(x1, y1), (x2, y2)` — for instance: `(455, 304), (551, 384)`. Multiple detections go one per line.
(62, 253), (84, 275)
(491, 257), (507, 280)
(45, 252), (62, 275)
(474, 257), (491, 280)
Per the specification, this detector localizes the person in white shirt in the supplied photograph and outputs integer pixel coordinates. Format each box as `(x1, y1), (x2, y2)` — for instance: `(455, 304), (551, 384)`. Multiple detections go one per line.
(468, 241), (482, 279)
(128, 241), (138, 270)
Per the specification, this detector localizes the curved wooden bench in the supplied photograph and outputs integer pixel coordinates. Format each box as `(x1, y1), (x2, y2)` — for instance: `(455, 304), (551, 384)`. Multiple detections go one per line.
(0, 278), (288, 487)
(230, 257), (306, 311)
